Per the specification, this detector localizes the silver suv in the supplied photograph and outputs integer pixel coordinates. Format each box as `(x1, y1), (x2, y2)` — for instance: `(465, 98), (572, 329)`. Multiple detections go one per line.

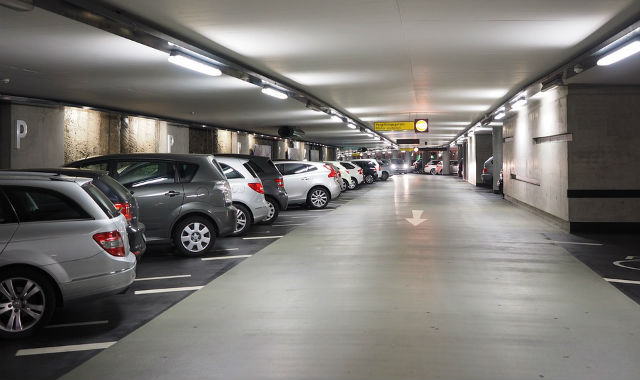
(0, 172), (136, 338)
(66, 154), (236, 257)
(273, 161), (341, 209)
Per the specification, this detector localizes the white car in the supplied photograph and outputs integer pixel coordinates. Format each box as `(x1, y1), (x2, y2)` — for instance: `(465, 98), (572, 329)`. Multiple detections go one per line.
(326, 161), (358, 190)
(274, 161), (341, 209)
(351, 159), (382, 181)
(333, 161), (363, 189)
(425, 160), (440, 175)
(216, 156), (270, 236)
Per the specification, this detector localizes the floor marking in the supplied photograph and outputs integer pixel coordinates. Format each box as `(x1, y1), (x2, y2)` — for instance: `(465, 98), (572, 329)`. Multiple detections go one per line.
(16, 342), (116, 356)
(134, 275), (191, 282)
(613, 259), (640, 271)
(201, 255), (251, 261)
(272, 223), (306, 226)
(243, 236), (283, 240)
(549, 241), (603, 246)
(279, 216), (319, 219)
(134, 286), (203, 295)
(46, 320), (109, 329)
(604, 278), (640, 285)
(406, 209), (427, 226)
(625, 256), (637, 260)
(308, 209), (333, 212)
(215, 248), (239, 252)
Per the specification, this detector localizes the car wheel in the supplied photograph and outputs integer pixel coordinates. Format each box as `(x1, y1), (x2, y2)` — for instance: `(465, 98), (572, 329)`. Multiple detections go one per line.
(364, 174), (374, 184)
(341, 179), (349, 191)
(231, 204), (252, 236)
(0, 268), (56, 339)
(259, 198), (279, 225)
(430, 168), (436, 175)
(307, 187), (329, 209)
(348, 178), (357, 190)
(173, 216), (216, 256)
(381, 172), (389, 181)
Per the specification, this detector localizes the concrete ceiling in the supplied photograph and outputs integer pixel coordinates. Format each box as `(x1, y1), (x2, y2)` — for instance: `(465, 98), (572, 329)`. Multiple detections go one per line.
(1, 0), (639, 148)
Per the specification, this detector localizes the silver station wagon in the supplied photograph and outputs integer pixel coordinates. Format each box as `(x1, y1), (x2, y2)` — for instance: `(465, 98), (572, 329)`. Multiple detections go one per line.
(0, 172), (136, 338)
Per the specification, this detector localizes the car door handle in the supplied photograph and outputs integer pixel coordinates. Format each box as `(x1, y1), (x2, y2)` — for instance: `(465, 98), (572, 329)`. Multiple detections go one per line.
(165, 191), (181, 197)
(302, 177), (310, 180)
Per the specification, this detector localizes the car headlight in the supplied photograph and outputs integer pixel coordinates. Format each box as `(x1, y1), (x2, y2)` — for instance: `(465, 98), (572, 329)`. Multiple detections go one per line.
(391, 164), (397, 169)
(403, 164), (408, 169)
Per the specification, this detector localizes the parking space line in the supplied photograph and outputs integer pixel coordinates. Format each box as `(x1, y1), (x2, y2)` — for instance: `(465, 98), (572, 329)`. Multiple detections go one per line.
(215, 248), (239, 252)
(243, 236), (283, 240)
(16, 342), (116, 356)
(201, 255), (252, 261)
(308, 209), (333, 212)
(272, 223), (306, 226)
(46, 320), (109, 329)
(550, 241), (603, 246)
(134, 286), (203, 295)
(279, 216), (319, 219)
(604, 278), (640, 285)
(134, 275), (191, 282)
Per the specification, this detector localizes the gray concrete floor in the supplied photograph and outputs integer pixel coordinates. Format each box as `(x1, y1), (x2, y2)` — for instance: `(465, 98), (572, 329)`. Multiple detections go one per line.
(62, 175), (640, 380)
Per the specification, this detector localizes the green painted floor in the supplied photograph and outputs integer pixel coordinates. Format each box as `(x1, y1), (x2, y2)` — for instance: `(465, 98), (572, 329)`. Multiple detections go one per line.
(62, 175), (640, 380)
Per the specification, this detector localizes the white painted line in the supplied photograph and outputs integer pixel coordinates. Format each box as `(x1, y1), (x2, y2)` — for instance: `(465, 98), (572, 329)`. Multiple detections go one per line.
(550, 241), (603, 246)
(201, 255), (251, 261)
(134, 286), (203, 295)
(134, 275), (191, 282)
(308, 209), (333, 212)
(625, 256), (637, 260)
(46, 320), (109, 329)
(215, 248), (239, 252)
(16, 342), (116, 356)
(243, 236), (283, 240)
(604, 278), (640, 285)
(272, 223), (306, 226)
(279, 216), (319, 219)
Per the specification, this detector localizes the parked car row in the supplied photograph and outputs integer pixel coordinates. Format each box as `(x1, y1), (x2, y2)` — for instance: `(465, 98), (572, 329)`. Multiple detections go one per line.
(1, 152), (398, 338)
(423, 160), (459, 175)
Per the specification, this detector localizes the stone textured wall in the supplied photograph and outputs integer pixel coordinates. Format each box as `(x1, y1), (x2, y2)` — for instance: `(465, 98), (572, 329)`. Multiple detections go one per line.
(64, 107), (117, 163)
(189, 128), (217, 154)
(215, 129), (233, 154)
(121, 116), (159, 153)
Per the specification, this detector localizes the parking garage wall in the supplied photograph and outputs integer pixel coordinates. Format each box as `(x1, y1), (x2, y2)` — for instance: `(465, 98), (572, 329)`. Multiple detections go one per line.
(503, 86), (570, 224)
(567, 85), (640, 230)
(466, 133), (492, 186)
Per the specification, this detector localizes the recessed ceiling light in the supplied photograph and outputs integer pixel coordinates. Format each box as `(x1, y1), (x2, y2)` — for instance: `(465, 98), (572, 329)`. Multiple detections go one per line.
(168, 51), (222, 76)
(261, 87), (288, 100)
(597, 39), (640, 66)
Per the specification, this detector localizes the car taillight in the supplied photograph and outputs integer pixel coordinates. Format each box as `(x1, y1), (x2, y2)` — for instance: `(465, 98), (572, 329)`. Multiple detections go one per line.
(248, 182), (264, 194)
(113, 202), (132, 222)
(358, 169), (363, 174)
(274, 178), (284, 188)
(347, 170), (350, 174)
(324, 164), (337, 178)
(483, 167), (488, 173)
(93, 230), (126, 257)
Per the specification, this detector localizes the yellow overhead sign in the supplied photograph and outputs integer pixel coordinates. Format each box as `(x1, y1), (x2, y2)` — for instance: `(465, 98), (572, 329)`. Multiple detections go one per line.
(400, 147), (416, 152)
(374, 122), (414, 131)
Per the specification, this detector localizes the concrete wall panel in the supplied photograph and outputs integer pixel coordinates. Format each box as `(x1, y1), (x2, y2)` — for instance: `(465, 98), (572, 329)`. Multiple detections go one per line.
(10, 104), (64, 169)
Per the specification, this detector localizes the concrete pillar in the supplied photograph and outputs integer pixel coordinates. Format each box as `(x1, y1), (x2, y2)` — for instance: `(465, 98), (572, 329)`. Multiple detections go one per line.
(492, 125), (503, 193)
(442, 148), (450, 175)
(467, 133), (492, 186)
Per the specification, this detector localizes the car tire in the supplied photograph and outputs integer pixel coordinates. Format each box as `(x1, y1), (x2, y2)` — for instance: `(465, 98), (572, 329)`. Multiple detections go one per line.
(259, 198), (279, 225)
(307, 187), (329, 209)
(340, 179), (348, 191)
(0, 268), (56, 339)
(348, 178), (357, 190)
(364, 174), (374, 184)
(430, 168), (436, 175)
(381, 172), (389, 181)
(173, 216), (216, 257)
(231, 204), (252, 236)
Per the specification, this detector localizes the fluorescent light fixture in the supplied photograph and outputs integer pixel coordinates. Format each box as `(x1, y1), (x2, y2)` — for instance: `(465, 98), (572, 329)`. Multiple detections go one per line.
(494, 107), (505, 120)
(597, 40), (640, 66)
(261, 86), (288, 100)
(168, 51), (221, 76)
(511, 96), (527, 110)
(330, 115), (344, 123)
(347, 123), (357, 129)
(375, 136), (381, 140)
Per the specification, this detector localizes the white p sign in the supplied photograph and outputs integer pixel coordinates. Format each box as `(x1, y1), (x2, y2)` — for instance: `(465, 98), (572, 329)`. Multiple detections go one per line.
(167, 135), (175, 153)
(15, 120), (28, 149)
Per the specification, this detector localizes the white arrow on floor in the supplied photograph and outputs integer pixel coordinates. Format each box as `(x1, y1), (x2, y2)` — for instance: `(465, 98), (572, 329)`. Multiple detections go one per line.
(406, 210), (427, 226)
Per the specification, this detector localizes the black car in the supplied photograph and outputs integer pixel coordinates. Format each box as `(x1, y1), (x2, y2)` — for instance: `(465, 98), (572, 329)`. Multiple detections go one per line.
(351, 160), (379, 184)
(216, 154), (288, 224)
(17, 168), (147, 257)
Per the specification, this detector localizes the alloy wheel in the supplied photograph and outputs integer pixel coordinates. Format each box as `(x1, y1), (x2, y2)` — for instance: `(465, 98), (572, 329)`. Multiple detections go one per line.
(348, 179), (357, 190)
(310, 189), (328, 208)
(0, 278), (45, 333)
(234, 208), (248, 233)
(180, 222), (211, 253)
(266, 201), (276, 221)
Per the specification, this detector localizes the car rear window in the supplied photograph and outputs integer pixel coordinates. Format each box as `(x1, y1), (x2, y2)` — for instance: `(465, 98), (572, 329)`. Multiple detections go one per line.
(3, 186), (91, 222)
(83, 183), (119, 219)
(341, 162), (354, 169)
(92, 175), (129, 203)
(220, 163), (244, 179)
(0, 191), (17, 224)
(178, 163), (199, 183)
(243, 163), (259, 178)
(115, 161), (176, 188)
(245, 160), (264, 174)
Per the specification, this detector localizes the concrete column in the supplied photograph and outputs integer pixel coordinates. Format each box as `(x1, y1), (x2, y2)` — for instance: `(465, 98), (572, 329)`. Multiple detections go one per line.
(442, 148), (450, 175)
(492, 125), (503, 193)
